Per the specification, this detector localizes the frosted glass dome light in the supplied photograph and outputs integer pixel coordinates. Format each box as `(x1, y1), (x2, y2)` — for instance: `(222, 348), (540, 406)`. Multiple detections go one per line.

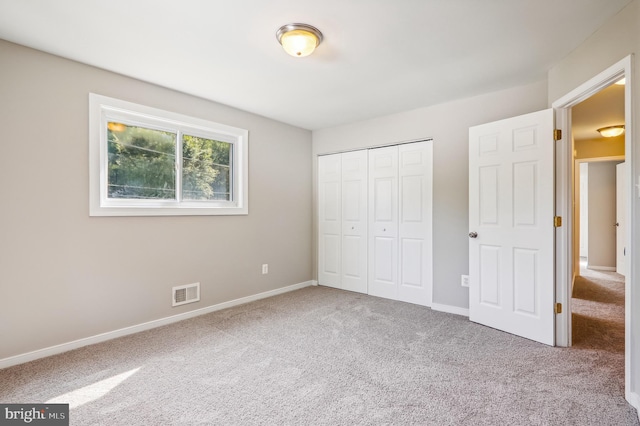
(276, 24), (323, 57)
(597, 125), (625, 138)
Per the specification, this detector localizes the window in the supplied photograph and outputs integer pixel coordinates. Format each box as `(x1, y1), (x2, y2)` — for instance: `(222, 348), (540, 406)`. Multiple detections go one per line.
(89, 94), (248, 216)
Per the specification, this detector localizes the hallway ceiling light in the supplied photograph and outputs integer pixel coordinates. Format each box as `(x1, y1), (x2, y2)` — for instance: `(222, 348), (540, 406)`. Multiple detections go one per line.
(597, 125), (625, 138)
(615, 78), (626, 85)
(276, 23), (323, 57)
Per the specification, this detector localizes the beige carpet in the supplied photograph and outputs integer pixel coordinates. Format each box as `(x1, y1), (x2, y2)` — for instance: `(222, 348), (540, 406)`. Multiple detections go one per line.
(1, 275), (638, 425)
(572, 264), (626, 352)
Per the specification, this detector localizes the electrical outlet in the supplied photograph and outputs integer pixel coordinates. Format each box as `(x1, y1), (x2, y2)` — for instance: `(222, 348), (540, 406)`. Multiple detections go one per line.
(461, 275), (469, 287)
(262, 264), (268, 274)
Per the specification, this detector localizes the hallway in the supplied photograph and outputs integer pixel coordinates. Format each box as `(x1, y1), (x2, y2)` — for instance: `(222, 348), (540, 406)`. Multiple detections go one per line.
(573, 261), (625, 351)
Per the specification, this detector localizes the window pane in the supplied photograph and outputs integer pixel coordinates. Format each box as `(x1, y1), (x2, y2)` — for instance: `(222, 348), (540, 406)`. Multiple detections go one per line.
(182, 135), (231, 201)
(107, 122), (176, 199)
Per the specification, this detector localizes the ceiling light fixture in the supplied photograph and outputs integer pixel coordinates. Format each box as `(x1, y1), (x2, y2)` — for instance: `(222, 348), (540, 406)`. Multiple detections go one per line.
(276, 23), (323, 57)
(597, 125), (625, 138)
(615, 78), (626, 85)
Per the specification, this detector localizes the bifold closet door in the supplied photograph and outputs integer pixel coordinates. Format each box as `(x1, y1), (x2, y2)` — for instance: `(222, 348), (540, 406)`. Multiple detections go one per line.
(368, 141), (432, 306)
(318, 151), (368, 293)
(318, 154), (342, 288)
(368, 146), (399, 300)
(397, 142), (433, 307)
(340, 150), (368, 293)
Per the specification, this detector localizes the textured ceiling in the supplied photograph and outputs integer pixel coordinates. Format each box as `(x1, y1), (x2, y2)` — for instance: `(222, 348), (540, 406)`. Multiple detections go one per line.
(0, 0), (633, 130)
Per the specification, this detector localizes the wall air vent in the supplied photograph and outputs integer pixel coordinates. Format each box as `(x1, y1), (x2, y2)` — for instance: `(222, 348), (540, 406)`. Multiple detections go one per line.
(172, 282), (200, 307)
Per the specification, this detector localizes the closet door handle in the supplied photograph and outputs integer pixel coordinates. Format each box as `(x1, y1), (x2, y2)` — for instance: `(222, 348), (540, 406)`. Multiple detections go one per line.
(469, 232), (478, 238)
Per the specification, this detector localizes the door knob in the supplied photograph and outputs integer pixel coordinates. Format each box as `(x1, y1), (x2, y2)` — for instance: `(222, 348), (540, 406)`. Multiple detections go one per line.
(615, 222), (620, 227)
(469, 232), (478, 238)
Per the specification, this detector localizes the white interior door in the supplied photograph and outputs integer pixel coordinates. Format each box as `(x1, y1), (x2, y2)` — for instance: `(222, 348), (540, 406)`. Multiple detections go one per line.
(616, 162), (626, 276)
(368, 146), (399, 300)
(469, 109), (555, 346)
(397, 141), (433, 306)
(318, 154), (341, 288)
(341, 150), (368, 293)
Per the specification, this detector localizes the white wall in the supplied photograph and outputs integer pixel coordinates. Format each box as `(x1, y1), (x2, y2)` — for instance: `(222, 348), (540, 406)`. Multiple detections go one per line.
(587, 162), (620, 269)
(0, 39), (313, 360)
(548, 0), (640, 410)
(312, 80), (548, 309)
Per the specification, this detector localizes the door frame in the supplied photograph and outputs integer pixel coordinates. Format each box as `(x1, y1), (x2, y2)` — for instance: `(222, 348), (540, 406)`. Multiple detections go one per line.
(552, 55), (634, 403)
(616, 161), (627, 276)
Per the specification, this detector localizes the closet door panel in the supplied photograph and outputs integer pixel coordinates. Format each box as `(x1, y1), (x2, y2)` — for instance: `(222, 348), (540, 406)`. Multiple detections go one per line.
(397, 141), (433, 306)
(319, 142), (432, 306)
(374, 236), (395, 281)
(400, 238), (423, 286)
(368, 146), (399, 300)
(341, 150), (368, 293)
(318, 154), (342, 288)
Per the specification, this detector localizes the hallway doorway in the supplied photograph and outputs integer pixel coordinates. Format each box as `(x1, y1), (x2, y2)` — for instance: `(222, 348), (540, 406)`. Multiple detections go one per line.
(573, 259), (625, 351)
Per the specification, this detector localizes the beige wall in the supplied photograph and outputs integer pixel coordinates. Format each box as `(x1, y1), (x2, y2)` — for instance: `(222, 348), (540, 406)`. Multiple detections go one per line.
(573, 131), (624, 279)
(312, 80), (548, 309)
(575, 136), (625, 159)
(0, 40), (312, 360)
(587, 161), (622, 269)
(548, 0), (640, 408)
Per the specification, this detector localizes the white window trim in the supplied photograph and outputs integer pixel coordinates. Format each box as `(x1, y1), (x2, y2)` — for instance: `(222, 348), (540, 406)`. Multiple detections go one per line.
(89, 94), (248, 216)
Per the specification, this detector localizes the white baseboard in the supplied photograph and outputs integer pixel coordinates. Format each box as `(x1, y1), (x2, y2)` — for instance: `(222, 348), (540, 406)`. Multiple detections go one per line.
(587, 265), (617, 271)
(0, 280), (314, 370)
(431, 302), (469, 317)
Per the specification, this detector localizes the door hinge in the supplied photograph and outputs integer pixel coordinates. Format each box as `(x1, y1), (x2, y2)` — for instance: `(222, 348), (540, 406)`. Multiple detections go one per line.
(554, 303), (562, 314)
(554, 216), (562, 227)
(554, 129), (562, 141)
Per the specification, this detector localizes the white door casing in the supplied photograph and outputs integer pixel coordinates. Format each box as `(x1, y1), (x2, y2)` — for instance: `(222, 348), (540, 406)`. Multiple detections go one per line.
(469, 109), (555, 346)
(552, 56), (634, 406)
(617, 162), (626, 276)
